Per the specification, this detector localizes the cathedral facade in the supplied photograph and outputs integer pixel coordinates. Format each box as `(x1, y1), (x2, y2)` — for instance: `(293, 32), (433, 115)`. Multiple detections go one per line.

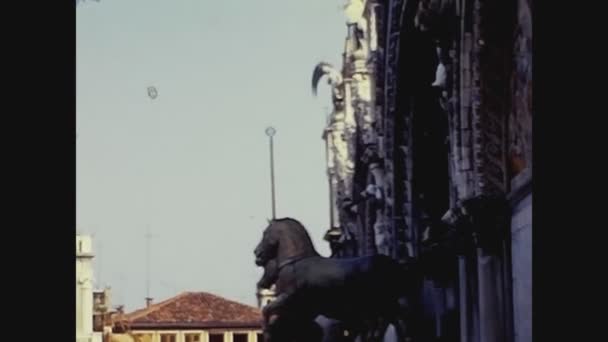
(316, 1), (532, 342)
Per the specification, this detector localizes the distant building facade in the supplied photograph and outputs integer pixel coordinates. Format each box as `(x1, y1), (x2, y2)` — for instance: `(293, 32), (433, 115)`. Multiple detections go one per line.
(256, 286), (276, 309)
(93, 286), (114, 339)
(76, 234), (104, 342)
(318, 1), (532, 342)
(112, 292), (263, 342)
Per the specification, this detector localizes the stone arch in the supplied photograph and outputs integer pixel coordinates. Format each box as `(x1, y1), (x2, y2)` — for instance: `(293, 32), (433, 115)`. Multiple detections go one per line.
(381, 1), (462, 341)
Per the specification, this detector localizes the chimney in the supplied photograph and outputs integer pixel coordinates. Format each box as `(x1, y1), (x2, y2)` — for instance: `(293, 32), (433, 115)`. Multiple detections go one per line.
(145, 297), (153, 308)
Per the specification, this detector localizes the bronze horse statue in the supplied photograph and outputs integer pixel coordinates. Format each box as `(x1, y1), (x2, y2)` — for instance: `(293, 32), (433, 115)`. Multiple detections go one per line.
(254, 218), (415, 342)
(257, 259), (353, 342)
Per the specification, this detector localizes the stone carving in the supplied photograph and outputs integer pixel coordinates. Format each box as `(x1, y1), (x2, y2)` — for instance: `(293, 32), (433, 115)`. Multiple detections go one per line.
(345, 3), (396, 260)
(472, 0), (512, 195)
(367, 2), (379, 53)
(344, 0), (369, 53)
(440, 195), (509, 255)
(432, 46), (448, 89)
(313, 65), (356, 191)
(366, 163), (392, 256)
(313, 62), (358, 245)
(413, 0), (456, 38)
(312, 62), (344, 106)
(344, 0), (366, 25)
(325, 128), (342, 230)
(330, 108), (357, 200)
(312, 62), (357, 200)
(383, 0), (411, 263)
(508, 0), (532, 182)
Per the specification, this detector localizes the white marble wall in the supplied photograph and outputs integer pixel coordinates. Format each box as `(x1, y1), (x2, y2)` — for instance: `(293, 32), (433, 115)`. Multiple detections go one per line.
(77, 234), (95, 342)
(511, 193), (532, 342)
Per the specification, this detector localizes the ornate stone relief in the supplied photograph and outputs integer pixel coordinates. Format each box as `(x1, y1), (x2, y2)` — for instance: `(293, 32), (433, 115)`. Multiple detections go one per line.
(440, 195), (509, 255)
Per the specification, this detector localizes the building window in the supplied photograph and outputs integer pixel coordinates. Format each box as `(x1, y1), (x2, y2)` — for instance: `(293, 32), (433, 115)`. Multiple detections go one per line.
(185, 333), (201, 342)
(92, 314), (103, 331)
(233, 333), (248, 342)
(133, 334), (153, 342)
(209, 333), (224, 342)
(160, 334), (177, 342)
(257, 333), (264, 342)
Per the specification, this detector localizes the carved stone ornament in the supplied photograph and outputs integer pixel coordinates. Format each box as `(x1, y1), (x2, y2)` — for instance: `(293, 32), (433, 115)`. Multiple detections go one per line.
(77, 277), (91, 285)
(441, 195), (509, 255)
(344, 0), (366, 25)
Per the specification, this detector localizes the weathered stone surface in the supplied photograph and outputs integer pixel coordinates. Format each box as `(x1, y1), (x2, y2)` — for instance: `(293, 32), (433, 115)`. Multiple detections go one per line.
(314, 0), (531, 341)
(511, 193), (532, 342)
(508, 0), (532, 183)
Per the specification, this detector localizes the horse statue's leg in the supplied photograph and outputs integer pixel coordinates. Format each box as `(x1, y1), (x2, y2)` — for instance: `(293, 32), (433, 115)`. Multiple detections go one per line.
(372, 317), (390, 342)
(363, 318), (380, 342)
(262, 292), (295, 328)
(295, 319), (323, 342)
(388, 317), (411, 342)
(261, 293), (295, 342)
(345, 322), (369, 342)
(266, 315), (322, 342)
(263, 315), (277, 342)
(383, 298), (413, 342)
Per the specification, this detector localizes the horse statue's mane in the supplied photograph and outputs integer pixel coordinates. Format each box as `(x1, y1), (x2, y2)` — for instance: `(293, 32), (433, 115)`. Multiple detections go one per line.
(271, 217), (306, 225)
(270, 217), (321, 258)
(272, 217), (300, 223)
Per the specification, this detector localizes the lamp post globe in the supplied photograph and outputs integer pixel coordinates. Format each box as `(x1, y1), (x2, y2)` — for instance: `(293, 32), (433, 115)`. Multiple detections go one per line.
(265, 126), (276, 137)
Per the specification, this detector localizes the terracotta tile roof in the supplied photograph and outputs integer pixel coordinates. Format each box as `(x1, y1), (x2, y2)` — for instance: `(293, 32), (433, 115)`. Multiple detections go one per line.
(122, 292), (262, 329)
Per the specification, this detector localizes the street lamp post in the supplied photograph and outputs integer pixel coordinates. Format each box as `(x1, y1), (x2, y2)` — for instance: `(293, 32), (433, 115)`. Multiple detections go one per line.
(259, 127), (278, 308)
(265, 127), (277, 219)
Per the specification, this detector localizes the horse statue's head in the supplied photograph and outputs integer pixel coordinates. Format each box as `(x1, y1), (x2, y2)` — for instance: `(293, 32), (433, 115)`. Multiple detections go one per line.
(254, 218), (320, 267)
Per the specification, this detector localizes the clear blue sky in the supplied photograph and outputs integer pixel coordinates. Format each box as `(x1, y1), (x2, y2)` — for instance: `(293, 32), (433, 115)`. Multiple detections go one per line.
(77, 0), (346, 310)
